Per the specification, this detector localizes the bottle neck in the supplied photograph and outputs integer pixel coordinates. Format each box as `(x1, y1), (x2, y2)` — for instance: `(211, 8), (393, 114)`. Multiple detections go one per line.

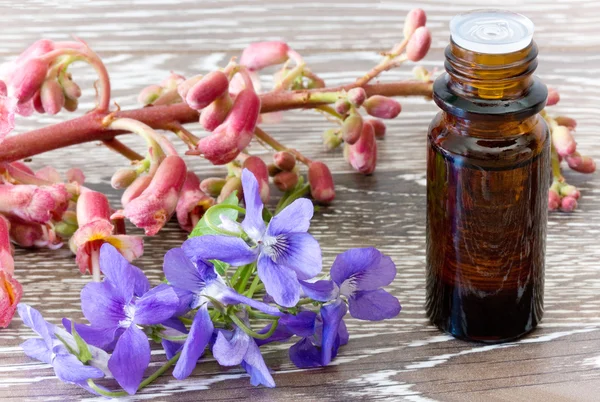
(443, 113), (539, 138)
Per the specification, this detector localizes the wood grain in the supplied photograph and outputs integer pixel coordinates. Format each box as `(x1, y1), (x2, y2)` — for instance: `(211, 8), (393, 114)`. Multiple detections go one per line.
(1, 1), (600, 401)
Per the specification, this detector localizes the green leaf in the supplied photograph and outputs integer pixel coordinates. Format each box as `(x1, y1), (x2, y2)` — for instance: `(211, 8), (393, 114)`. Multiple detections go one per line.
(71, 322), (92, 364)
(211, 260), (229, 276)
(189, 191), (239, 238)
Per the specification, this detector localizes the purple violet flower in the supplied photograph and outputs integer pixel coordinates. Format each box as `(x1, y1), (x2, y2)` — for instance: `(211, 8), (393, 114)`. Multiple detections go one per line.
(18, 304), (110, 387)
(163, 247), (281, 380)
(183, 169), (322, 307)
(78, 243), (180, 395)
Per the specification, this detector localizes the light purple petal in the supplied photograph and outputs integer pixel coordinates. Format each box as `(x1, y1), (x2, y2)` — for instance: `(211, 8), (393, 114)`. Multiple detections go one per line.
(183, 235), (257, 267)
(320, 299), (347, 366)
(108, 325), (150, 395)
(162, 339), (183, 360)
(241, 340), (275, 388)
(330, 247), (385, 289)
(162, 317), (188, 334)
(300, 280), (337, 302)
(348, 289), (401, 321)
(163, 248), (208, 293)
(21, 338), (51, 364)
(240, 169), (266, 240)
(257, 253), (300, 307)
(213, 326), (250, 366)
(17, 304), (52, 348)
(173, 304), (213, 380)
(289, 337), (321, 368)
(217, 286), (282, 316)
(134, 284), (180, 325)
(53, 352), (104, 384)
(99, 243), (149, 300)
(280, 311), (317, 338)
(62, 319), (119, 351)
(269, 232), (322, 280)
(255, 323), (293, 346)
(80, 282), (126, 328)
(348, 254), (396, 292)
(266, 198), (313, 236)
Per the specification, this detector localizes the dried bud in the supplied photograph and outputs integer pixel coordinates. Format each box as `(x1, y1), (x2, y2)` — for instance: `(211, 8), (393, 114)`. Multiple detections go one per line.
(546, 87), (560, 106)
(200, 93), (233, 132)
(347, 88), (367, 107)
(554, 116), (577, 130)
(240, 41), (290, 71)
(552, 126), (576, 157)
(176, 171), (215, 232)
(111, 167), (138, 189)
(308, 161), (335, 204)
(548, 189), (561, 211)
(268, 163), (282, 177)
(322, 128), (342, 150)
(363, 95), (401, 119)
(347, 121), (377, 175)
(559, 184), (580, 199)
(341, 113), (363, 145)
(334, 99), (351, 115)
(61, 77), (82, 100)
(560, 196), (578, 212)
(242, 156), (270, 203)
(138, 84), (164, 106)
(124, 155), (187, 236)
(565, 152), (596, 174)
(403, 8), (427, 38)
(367, 119), (387, 139)
(218, 176), (243, 203)
(0, 216), (14, 274)
(406, 26), (431, 62)
(186, 71), (230, 110)
(200, 177), (226, 198)
(273, 151), (296, 171)
(9, 58), (48, 102)
(0, 270), (22, 328)
(40, 80), (65, 115)
(177, 75), (203, 100)
(274, 171), (298, 192)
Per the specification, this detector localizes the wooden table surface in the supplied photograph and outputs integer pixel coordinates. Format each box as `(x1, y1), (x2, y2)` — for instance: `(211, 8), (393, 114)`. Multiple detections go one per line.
(1, 1), (600, 401)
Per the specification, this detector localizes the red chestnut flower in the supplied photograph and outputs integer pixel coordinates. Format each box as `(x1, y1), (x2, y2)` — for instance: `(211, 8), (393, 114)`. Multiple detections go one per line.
(176, 171), (215, 233)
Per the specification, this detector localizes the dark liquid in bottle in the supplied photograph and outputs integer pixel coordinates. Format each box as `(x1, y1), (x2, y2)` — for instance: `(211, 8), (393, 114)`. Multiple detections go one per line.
(426, 114), (549, 342)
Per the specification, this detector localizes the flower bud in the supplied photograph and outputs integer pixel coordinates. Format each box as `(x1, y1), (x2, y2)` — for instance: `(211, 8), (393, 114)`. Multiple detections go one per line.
(9, 58), (48, 102)
(176, 171), (214, 232)
(243, 156), (270, 203)
(274, 171), (298, 192)
(161, 72), (186, 90)
(77, 190), (112, 227)
(546, 87), (560, 106)
(403, 8), (427, 38)
(200, 177), (226, 198)
(347, 88), (367, 107)
(40, 79), (65, 115)
(308, 161), (335, 204)
(559, 184), (580, 199)
(363, 95), (401, 119)
(54, 220), (78, 237)
(111, 167), (138, 189)
(273, 151), (296, 171)
(121, 174), (153, 207)
(268, 163), (282, 177)
(560, 196), (578, 212)
(138, 84), (163, 106)
(341, 113), (363, 145)
(334, 99), (351, 115)
(0, 216), (14, 274)
(367, 119), (387, 139)
(0, 270), (22, 328)
(8, 218), (62, 249)
(32, 90), (44, 114)
(322, 128), (342, 150)
(16, 39), (54, 64)
(218, 176), (243, 203)
(347, 121), (377, 174)
(565, 152), (596, 174)
(0, 80), (6, 96)
(554, 116), (577, 130)
(34, 166), (61, 183)
(240, 41), (290, 71)
(124, 155), (187, 235)
(0, 184), (56, 223)
(66, 168), (85, 185)
(185, 71), (230, 110)
(177, 75), (203, 100)
(200, 93), (233, 132)
(552, 126), (576, 157)
(61, 77), (82, 100)
(63, 97), (78, 112)
(406, 26), (431, 62)
(548, 189), (561, 211)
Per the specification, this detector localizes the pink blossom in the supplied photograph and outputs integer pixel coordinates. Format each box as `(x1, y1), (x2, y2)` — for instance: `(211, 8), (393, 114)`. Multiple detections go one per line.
(0, 184), (57, 223)
(308, 161), (335, 204)
(404, 9), (427, 38)
(565, 152), (596, 174)
(176, 171), (214, 232)
(406, 27), (431, 62)
(200, 93), (232, 132)
(346, 121), (377, 174)
(8, 217), (62, 249)
(185, 71), (230, 110)
(242, 156), (270, 203)
(0, 270), (22, 328)
(240, 41), (290, 71)
(0, 216), (14, 274)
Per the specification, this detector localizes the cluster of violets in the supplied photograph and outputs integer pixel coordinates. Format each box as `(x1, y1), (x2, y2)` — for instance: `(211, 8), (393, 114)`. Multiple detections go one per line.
(17, 170), (401, 396)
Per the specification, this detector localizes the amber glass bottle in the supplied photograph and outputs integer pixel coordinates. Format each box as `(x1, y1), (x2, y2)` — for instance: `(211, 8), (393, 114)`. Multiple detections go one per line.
(426, 11), (550, 343)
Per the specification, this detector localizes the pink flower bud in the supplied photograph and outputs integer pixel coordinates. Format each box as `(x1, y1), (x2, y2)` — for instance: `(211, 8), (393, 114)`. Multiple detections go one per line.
(0, 95), (17, 139)
(8, 218), (62, 249)
(273, 151), (296, 171)
(185, 71), (230, 110)
(32, 90), (44, 113)
(9, 58), (48, 103)
(559, 184), (580, 199)
(77, 190), (111, 226)
(62, 77), (81, 100)
(121, 174), (153, 207)
(138, 84), (163, 106)
(0, 184), (56, 223)
(40, 79), (65, 115)
(46, 184), (70, 220)
(347, 88), (367, 107)
(363, 95), (401, 119)
(0, 270), (22, 328)
(546, 87), (560, 106)
(548, 189), (561, 211)
(403, 8), (427, 38)
(161, 72), (186, 90)
(565, 152), (596, 174)
(560, 196), (578, 212)
(347, 121), (377, 174)
(334, 99), (351, 115)
(217, 176), (243, 203)
(200, 93), (233, 132)
(322, 128), (343, 150)
(552, 126), (576, 157)
(176, 172), (214, 232)
(124, 155), (187, 235)
(111, 168), (138, 189)
(554, 116), (577, 130)
(16, 39), (55, 64)
(177, 75), (203, 100)
(0, 216), (14, 274)
(341, 113), (363, 145)
(197, 88), (261, 165)
(366, 119), (387, 139)
(274, 171), (298, 192)
(406, 27), (431, 62)
(240, 41), (290, 71)
(66, 168), (85, 185)
(242, 156), (270, 203)
(10, 161), (35, 175)
(308, 161), (335, 204)
(200, 177), (226, 198)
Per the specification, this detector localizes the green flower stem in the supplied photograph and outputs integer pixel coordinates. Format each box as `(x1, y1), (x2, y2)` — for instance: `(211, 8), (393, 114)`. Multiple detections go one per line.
(317, 105), (344, 121)
(159, 333), (189, 341)
(230, 264), (246, 286)
(178, 316), (193, 325)
(104, 117), (166, 168)
(274, 184), (310, 214)
(235, 264), (255, 293)
(87, 352), (181, 398)
(297, 298), (317, 306)
(244, 274), (262, 298)
(254, 127), (313, 166)
(247, 310), (279, 320)
(204, 204), (247, 237)
(229, 313), (279, 340)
